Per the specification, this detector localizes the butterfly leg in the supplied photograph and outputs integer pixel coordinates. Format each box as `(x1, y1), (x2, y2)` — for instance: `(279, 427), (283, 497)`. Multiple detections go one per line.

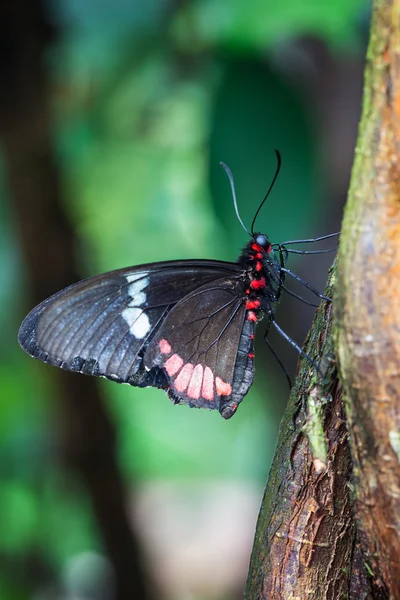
(277, 232), (340, 246)
(281, 285), (321, 307)
(264, 333), (292, 389)
(271, 320), (322, 378)
(278, 246), (338, 256)
(280, 267), (332, 302)
(271, 243), (337, 256)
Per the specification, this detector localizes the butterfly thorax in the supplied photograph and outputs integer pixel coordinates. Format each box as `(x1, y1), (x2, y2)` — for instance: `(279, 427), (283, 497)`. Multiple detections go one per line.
(238, 235), (283, 325)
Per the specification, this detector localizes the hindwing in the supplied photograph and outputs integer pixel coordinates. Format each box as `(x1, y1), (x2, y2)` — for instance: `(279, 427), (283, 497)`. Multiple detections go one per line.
(144, 277), (256, 418)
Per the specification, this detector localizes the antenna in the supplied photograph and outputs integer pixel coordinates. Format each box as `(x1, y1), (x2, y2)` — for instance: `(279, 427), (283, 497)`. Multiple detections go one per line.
(220, 162), (251, 237)
(250, 149), (281, 235)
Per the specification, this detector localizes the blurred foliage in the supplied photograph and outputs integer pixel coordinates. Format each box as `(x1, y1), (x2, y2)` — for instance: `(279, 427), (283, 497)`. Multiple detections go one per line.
(1, 0), (366, 598)
(172, 0), (366, 51)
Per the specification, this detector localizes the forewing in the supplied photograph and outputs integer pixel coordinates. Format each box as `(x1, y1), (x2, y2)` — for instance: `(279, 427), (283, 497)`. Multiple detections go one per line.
(144, 277), (256, 418)
(18, 260), (241, 389)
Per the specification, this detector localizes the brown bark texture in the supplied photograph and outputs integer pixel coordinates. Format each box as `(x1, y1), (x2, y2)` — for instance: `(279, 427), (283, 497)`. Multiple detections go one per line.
(336, 0), (400, 597)
(0, 2), (155, 599)
(245, 269), (376, 600)
(246, 1), (400, 598)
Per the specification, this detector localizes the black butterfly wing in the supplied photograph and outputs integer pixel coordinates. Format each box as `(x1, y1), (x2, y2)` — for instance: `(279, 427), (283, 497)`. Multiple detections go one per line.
(143, 276), (256, 419)
(18, 260), (243, 393)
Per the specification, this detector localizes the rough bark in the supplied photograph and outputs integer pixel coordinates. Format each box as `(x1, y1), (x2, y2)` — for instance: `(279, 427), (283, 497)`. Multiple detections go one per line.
(246, 1), (400, 598)
(245, 270), (376, 599)
(336, 0), (400, 597)
(0, 2), (155, 599)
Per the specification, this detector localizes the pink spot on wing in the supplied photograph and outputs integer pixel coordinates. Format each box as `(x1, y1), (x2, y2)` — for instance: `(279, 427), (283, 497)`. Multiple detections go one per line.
(216, 377), (232, 396)
(202, 366), (214, 401)
(165, 354), (183, 377)
(187, 364), (204, 399)
(159, 339), (172, 354)
(174, 363), (194, 392)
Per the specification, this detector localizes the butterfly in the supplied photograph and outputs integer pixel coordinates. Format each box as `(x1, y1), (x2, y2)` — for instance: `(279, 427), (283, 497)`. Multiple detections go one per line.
(18, 151), (337, 419)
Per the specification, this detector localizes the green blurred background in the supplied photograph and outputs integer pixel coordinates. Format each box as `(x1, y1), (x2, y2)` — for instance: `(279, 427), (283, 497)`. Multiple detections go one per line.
(1, 1), (367, 599)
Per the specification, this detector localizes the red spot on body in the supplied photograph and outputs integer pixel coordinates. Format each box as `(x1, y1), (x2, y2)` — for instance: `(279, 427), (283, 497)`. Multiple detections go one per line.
(255, 252), (263, 259)
(188, 364), (203, 399)
(266, 244), (272, 253)
(159, 339), (171, 354)
(246, 299), (260, 310)
(245, 288), (250, 295)
(216, 377), (232, 396)
(165, 354), (183, 376)
(250, 277), (266, 290)
(251, 243), (263, 253)
(247, 311), (258, 322)
(174, 363), (194, 392)
(202, 366), (214, 401)
(255, 261), (262, 272)
(250, 333), (255, 340)
(248, 353), (255, 359)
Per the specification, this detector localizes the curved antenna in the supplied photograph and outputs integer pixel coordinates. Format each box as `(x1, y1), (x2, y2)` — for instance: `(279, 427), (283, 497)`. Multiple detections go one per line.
(251, 149), (281, 235)
(220, 162), (251, 236)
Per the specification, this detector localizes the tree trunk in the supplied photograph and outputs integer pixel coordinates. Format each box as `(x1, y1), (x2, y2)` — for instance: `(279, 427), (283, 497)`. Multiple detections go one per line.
(336, 0), (400, 597)
(246, 269), (377, 598)
(246, 1), (400, 597)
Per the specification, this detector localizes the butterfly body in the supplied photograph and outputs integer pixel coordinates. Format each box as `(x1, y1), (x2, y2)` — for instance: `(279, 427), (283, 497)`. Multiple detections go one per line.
(18, 234), (284, 419)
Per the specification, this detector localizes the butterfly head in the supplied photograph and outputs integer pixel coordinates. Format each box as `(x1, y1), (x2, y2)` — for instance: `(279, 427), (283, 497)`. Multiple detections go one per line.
(254, 234), (270, 250)
(251, 233), (272, 255)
